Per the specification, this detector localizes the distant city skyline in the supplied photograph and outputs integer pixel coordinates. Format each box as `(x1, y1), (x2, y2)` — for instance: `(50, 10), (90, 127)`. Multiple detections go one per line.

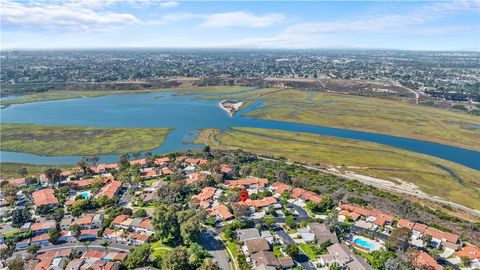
(1, 0), (479, 51)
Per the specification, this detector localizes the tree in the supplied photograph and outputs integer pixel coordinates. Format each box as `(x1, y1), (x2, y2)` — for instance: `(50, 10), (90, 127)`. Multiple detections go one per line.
(101, 240), (111, 253)
(384, 257), (402, 270)
(134, 209), (147, 218)
(70, 224), (81, 238)
(71, 207), (82, 217)
(285, 244), (299, 259)
(123, 244), (151, 269)
(27, 244), (41, 255)
(51, 208), (65, 222)
(189, 243), (210, 268)
(11, 208), (31, 228)
(329, 262), (342, 270)
(285, 216), (297, 229)
(180, 215), (204, 245)
(324, 212), (338, 232)
(16, 167), (28, 177)
(8, 255), (24, 270)
(3, 183), (17, 207)
(388, 227), (412, 251)
(198, 258), (221, 270)
(275, 169), (291, 184)
(44, 168), (62, 184)
(49, 228), (60, 244)
(153, 203), (181, 243)
(162, 246), (192, 270)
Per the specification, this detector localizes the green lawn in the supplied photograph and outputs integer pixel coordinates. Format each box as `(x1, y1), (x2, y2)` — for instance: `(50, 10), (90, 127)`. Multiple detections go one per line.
(1, 123), (171, 156)
(2, 228), (19, 238)
(273, 245), (285, 258)
(0, 162), (71, 178)
(298, 243), (318, 260)
(196, 127), (480, 210)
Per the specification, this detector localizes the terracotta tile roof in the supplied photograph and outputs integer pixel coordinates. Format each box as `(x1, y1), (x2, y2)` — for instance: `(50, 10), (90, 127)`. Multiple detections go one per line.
(31, 233), (50, 242)
(83, 250), (106, 259)
(398, 219), (415, 230)
(338, 210), (350, 216)
(69, 178), (98, 188)
(34, 256), (54, 270)
(112, 214), (129, 225)
(225, 178), (268, 189)
(443, 232), (459, 244)
(154, 157), (170, 165)
(140, 169), (159, 178)
(214, 205), (234, 220)
(138, 219), (152, 230)
(72, 215), (94, 226)
(220, 164), (233, 174)
(129, 233), (150, 242)
(80, 229), (98, 236)
(184, 158), (208, 165)
(455, 245), (480, 260)
(37, 249), (71, 258)
(190, 187), (217, 208)
(414, 252), (442, 270)
(105, 252), (128, 261)
(291, 188), (306, 199)
(175, 156), (187, 162)
(271, 182), (292, 194)
(424, 228), (459, 243)
(339, 204), (356, 211)
(90, 164), (106, 174)
(412, 223), (428, 233)
(32, 188), (59, 206)
(98, 180), (122, 198)
(290, 188), (322, 203)
(161, 167), (173, 175)
(186, 172), (207, 185)
(240, 196), (277, 208)
(130, 158), (147, 166)
(31, 221), (56, 231)
(349, 212), (361, 220)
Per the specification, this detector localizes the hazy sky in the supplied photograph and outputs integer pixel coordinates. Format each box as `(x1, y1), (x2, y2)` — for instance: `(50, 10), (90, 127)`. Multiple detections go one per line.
(1, 0), (479, 50)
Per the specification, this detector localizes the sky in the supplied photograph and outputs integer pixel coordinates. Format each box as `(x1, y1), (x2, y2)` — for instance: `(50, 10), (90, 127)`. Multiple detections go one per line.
(1, 0), (479, 50)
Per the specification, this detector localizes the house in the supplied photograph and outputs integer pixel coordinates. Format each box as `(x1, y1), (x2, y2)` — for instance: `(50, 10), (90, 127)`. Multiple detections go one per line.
(245, 238), (270, 255)
(424, 227), (459, 247)
(239, 197), (277, 209)
(213, 205), (234, 221)
(190, 187), (216, 208)
(455, 245), (480, 269)
(132, 218), (154, 234)
(237, 228), (261, 242)
(68, 178), (98, 190)
(412, 223), (428, 236)
(30, 233), (50, 246)
(251, 251), (279, 268)
(220, 164), (233, 175)
(278, 257), (295, 269)
(318, 243), (373, 269)
(308, 223), (339, 245)
(72, 215), (94, 229)
(128, 232), (150, 246)
(397, 219), (415, 230)
(97, 180), (122, 199)
(413, 252), (442, 270)
(225, 178), (268, 191)
(270, 182), (292, 195)
(111, 214), (129, 227)
(103, 229), (128, 243)
(78, 229), (98, 241)
(16, 238), (30, 249)
(154, 157), (169, 166)
(58, 231), (74, 242)
(8, 178), (26, 187)
(160, 167), (173, 175)
(31, 221), (56, 235)
(291, 188), (322, 203)
(32, 188), (59, 208)
(185, 172), (207, 185)
(65, 259), (85, 270)
(297, 228), (316, 243)
(83, 250), (106, 259)
(140, 169), (160, 179)
(37, 249), (72, 259)
(104, 252), (128, 261)
(261, 231), (274, 245)
(130, 158), (148, 167)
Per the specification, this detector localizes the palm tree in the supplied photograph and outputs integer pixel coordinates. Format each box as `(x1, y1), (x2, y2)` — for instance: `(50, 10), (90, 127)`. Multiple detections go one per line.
(101, 240), (111, 253)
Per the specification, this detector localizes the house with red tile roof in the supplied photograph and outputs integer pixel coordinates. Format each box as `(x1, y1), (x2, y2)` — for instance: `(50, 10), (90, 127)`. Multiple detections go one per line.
(186, 172), (207, 185)
(111, 214), (129, 226)
(455, 245), (480, 268)
(213, 204), (234, 221)
(31, 221), (56, 235)
(154, 157), (170, 166)
(270, 182), (292, 194)
(238, 197), (277, 209)
(220, 164), (233, 175)
(32, 188), (59, 208)
(78, 229), (98, 241)
(30, 233), (50, 246)
(83, 250), (106, 259)
(161, 167), (174, 175)
(290, 188), (322, 203)
(190, 187), (216, 208)
(413, 252), (442, 270)
(97, 180), (122, 199)
(140, 168), (160, 179)
(104, 252), (128, 261)
(8, 178), (26, 186)
(130, 158), (148, 167)
(397, 219), (415, 230)
(225, 178), (269, 190)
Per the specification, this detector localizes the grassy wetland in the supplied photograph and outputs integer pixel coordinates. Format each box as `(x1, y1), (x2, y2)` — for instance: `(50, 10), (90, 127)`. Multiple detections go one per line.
(196, 127), (480, 210)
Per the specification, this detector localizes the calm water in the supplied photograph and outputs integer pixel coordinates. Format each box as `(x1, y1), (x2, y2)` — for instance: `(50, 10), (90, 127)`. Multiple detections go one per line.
(1, 91), (479, 169)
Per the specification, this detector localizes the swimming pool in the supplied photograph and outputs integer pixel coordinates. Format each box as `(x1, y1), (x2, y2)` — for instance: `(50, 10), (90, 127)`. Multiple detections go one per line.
(78, 192), (90, 199)
(353, 237), (378, 251)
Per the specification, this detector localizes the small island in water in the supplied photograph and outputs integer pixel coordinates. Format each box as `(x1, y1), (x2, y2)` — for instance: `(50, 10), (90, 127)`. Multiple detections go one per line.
(219, 100), (244, 116)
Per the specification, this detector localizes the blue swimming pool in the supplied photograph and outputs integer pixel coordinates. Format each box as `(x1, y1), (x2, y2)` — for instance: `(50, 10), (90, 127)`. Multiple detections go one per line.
(353, 237), (378, 251)
(79, 192), (90, 199)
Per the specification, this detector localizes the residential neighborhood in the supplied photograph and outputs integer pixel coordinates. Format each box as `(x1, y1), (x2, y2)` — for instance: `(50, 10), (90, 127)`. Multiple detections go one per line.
(1, 149), (479, 270)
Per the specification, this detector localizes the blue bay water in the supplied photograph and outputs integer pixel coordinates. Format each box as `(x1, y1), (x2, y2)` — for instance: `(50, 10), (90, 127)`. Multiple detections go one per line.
(0, 91), (479, 170)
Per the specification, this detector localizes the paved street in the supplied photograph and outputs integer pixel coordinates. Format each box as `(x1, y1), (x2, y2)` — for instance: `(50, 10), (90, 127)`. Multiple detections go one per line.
(274, 226), (315, 270)
(199, 231), (232, 270)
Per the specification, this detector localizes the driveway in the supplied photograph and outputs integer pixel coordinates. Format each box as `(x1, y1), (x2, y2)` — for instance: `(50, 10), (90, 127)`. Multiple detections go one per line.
(274, 226), (315, 270)
(199, 231), (232, 270)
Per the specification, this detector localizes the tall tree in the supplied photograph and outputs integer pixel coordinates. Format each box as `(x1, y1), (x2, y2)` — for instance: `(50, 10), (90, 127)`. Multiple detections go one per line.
(123, 244), (151, 269)
(388, 227), (412, 251)
(162, 246), (192, 270)
(44, 168), (61, 184)
(198, 258), (221, 270)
